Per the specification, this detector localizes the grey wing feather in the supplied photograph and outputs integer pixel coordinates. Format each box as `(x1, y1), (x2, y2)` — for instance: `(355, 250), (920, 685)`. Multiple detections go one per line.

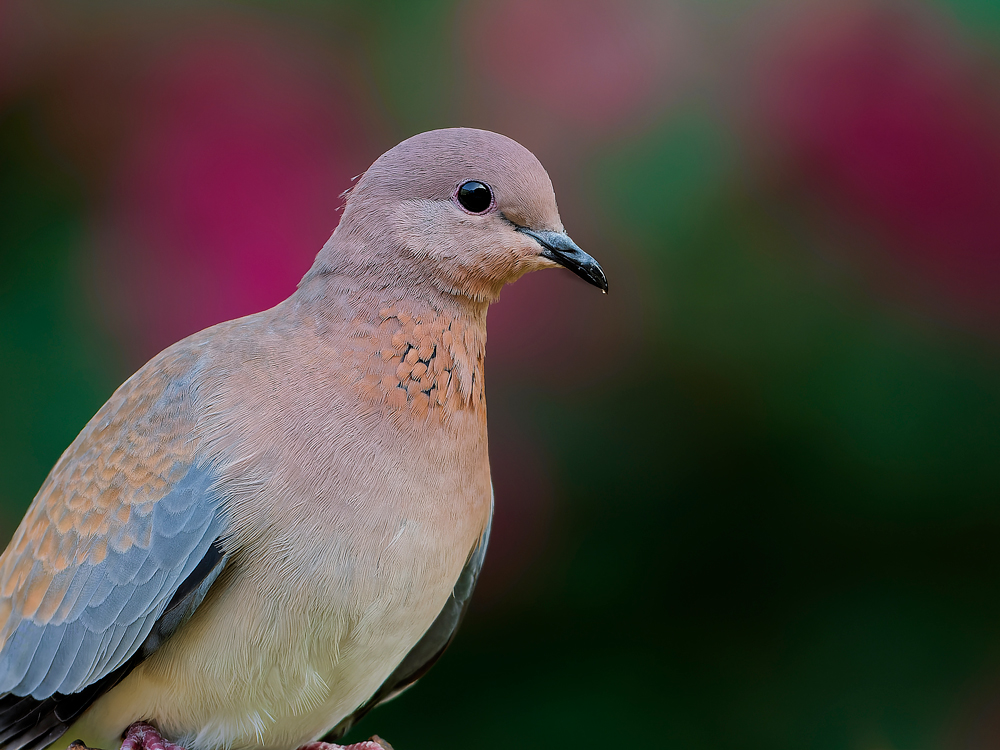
(0, 536), (227, 750)
(0, 464), (227, 699)
(0, 463), (230, 750)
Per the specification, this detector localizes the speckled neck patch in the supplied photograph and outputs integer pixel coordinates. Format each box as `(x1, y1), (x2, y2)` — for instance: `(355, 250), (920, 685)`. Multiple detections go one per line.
(357, 306), (486, 417)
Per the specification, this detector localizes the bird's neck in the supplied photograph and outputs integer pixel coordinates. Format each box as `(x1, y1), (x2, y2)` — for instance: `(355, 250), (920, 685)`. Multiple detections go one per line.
(291, 275), (490, 421)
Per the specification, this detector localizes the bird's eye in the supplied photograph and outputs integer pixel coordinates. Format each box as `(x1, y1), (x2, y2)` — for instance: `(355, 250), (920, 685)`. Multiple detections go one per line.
(455, 181), (494, 214)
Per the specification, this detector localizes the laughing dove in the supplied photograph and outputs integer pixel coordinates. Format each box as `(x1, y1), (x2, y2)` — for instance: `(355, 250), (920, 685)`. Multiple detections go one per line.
(0, 128), (607, 750)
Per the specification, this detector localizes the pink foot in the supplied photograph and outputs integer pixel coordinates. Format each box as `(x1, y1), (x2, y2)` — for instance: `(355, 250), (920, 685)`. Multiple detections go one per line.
(299, 737), (394, 750)
(120, 722), (187, 750)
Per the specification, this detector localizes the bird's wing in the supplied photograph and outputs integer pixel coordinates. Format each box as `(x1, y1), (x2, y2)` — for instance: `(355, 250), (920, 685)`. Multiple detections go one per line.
(0, 353), (229, 750)
(326, 490), (493, 741)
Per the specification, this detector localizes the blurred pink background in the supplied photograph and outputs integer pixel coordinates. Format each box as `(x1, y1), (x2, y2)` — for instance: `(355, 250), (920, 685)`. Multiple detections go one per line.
(5, 1), (1000, 748)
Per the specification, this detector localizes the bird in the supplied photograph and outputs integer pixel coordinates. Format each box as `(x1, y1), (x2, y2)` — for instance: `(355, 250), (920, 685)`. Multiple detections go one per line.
(0, 127), (607, 750)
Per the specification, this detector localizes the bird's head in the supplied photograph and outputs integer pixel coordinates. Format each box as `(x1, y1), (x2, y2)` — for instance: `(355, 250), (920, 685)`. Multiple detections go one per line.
(305, 128), (607, 303)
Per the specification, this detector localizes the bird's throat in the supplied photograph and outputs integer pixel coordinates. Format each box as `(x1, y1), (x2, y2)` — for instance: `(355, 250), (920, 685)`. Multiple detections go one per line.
(355, 300), (487, 421)
(292, 277), (489, 421)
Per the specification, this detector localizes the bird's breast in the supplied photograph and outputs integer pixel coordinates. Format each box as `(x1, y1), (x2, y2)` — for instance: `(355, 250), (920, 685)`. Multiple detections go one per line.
(62, 313), (494, 750)
(72, 454), (490, 750)
(69, 350), (492, 750)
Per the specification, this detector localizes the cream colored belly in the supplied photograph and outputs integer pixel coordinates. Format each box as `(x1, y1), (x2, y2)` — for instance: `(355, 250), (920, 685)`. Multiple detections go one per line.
(58, 531), (466, 750)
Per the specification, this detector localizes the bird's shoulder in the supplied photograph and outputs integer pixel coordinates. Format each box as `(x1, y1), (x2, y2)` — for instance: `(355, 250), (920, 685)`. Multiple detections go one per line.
(0, 319), (245, 632)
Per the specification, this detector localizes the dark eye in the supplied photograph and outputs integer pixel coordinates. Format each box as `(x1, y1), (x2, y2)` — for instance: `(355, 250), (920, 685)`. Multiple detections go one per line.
(455, 181), (494, 214)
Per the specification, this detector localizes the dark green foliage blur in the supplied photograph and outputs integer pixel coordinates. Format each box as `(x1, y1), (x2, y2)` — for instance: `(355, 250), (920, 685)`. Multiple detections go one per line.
(4, 1), (1000, 748)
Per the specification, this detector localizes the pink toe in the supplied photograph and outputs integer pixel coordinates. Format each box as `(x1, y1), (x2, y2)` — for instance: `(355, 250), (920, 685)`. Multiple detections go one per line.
(120, 722), (187, 750)
(297, 740), (391, 750)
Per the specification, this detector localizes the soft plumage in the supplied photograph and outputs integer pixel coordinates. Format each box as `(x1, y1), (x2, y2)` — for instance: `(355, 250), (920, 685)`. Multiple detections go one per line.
(0, 128), (606, 750)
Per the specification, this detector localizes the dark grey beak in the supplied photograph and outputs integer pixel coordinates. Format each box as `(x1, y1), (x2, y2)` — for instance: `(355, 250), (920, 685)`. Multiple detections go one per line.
(516, 227), (608, 293)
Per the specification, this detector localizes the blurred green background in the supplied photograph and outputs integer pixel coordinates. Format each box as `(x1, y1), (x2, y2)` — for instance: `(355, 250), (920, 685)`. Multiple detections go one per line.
(4, 1), (1000, 748)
